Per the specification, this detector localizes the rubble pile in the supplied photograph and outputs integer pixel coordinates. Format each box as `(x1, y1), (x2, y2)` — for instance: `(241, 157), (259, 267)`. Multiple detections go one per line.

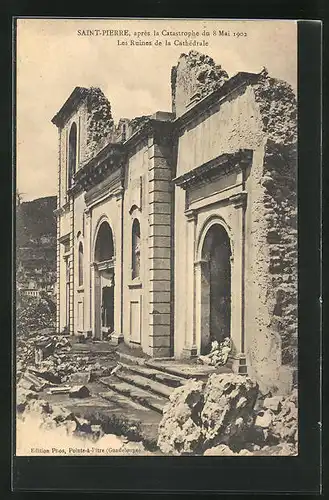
(157, 373), (298, 456)
(16, 294), (56, 375)
(252, 390), (298, 448)
(157, 379), (205, 455)
(198, 338), (232, 367)
(17, 295), (56, 338)
(17, 396), (150, 455)
(17, 329), (116, 388)
(16, 329), (56, 376)
(201, 373), (258, 450)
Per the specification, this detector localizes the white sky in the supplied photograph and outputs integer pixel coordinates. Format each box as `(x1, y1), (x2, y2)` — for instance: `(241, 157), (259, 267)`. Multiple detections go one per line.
(16, 19), (297, 201)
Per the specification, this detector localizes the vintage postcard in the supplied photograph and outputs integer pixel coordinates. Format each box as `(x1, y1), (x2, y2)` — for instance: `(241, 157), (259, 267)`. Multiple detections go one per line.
(15, 18), (298, 457)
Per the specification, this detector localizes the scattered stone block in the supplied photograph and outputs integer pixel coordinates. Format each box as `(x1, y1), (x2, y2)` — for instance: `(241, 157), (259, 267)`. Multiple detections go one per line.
(19, 370), (48, 392)
(16, 386), (38, 412)
(74, 416), (92, 433)
(158, 373), (259, 455)
(48, 386), (71, 395)
(69, 385), (90, 398)
(204, 444), (234, 456)
(263, 396), (283, 413)
(255, 409), (273, 428)
(70, 371), (91, 384)
(157, 379), (205, 455)
(201, 373), (259, 450)
(50, 404), (74, 422)
(266, 392), (298, 445)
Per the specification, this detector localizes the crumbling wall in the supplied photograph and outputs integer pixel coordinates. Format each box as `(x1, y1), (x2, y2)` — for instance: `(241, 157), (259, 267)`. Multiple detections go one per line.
(85, 87), (115, 159)
(172, 54), (297, 392)
(128, 115), (151, 136)
(171, 51), (229, 117)
(84, 90), (151, 160)
(263, 144), (298, 367)
(246, 71), (297, 394)
(253, 70), (297, 145)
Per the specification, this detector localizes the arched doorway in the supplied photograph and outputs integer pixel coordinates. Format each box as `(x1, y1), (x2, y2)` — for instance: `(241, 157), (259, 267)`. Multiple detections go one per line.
(200, 223), (231, 354)
(94, 221), (115, 339)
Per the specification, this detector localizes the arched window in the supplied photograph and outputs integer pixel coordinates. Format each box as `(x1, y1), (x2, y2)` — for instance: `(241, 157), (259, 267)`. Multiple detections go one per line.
(78, 242), (84, 286)
(132, 219), (141, 280)
(68, 122), (77, 189)
(95, 221), (114, 262)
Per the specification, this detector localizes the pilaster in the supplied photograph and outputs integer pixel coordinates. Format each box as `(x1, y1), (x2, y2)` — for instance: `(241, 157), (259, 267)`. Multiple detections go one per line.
(148, 135), (173, 357)
(109, 189), (124, 345)
(194, 258), (210, 356)
(84, 208), (92, 336)
(182, 208), (198, 358)
(229, 190), (247, 374)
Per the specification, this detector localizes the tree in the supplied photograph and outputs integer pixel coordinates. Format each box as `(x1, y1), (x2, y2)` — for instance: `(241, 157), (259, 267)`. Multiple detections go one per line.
(16, 190), (23, 207)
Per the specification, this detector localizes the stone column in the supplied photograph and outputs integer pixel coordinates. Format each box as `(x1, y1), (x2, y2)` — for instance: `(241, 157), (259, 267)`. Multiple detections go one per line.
(229, 191), (247, 374)
(182, 209), (198, 358)
(110, 189), (124, 345)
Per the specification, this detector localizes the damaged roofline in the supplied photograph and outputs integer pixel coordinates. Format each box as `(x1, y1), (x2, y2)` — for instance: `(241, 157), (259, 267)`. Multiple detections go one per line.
(51, 67), (268, 132)
(120, 71), (262, 145)
(79, 117), (173, 173)
(79, 141), (124, 172)
(52, 70), (265, 175)
(174, 70), (262, 129)
(51, 87), (90, 127)
(51, 69), (262, 142)
(122, 117), (173, 150)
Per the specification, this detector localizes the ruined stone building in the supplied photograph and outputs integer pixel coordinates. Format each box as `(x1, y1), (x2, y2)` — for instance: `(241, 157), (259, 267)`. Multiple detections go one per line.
(52, 51), (297, 394)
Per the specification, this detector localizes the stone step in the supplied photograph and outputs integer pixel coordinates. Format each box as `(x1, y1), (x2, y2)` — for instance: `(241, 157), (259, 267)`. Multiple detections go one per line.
(65, 352), (114, 359)
(116, 351), (147, 366)
(118, 362), (185, 388)
(115, 370), (174, 399)
(98, 389), (156, 412)
(144, 359), (229, 380)
(99, 378), (167, 414)
(66, 390), (161, 448)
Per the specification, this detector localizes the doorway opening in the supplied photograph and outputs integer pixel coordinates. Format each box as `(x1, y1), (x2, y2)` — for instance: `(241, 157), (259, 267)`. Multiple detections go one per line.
(94, 221), (115, 338)
(200, 223), (231, 354)
(101, 285), (114, 332)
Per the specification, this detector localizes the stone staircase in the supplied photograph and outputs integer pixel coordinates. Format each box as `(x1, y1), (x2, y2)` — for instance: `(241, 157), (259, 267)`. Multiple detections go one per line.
(99, 351), (232, 416)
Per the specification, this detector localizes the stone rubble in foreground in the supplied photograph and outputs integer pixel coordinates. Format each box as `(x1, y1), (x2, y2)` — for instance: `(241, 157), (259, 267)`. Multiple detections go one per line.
(16, 329), (298, 457)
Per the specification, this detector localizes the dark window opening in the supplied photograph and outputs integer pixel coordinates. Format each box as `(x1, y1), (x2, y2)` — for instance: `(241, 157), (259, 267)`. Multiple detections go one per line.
(78, 242), (83, 286)
(95, 221), (114, 262)
(132, 219), (141, 280)
(68, 122), (77, 189)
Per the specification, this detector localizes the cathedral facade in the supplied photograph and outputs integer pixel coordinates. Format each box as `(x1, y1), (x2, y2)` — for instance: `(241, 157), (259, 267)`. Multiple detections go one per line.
(52, 51), (297, 394)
